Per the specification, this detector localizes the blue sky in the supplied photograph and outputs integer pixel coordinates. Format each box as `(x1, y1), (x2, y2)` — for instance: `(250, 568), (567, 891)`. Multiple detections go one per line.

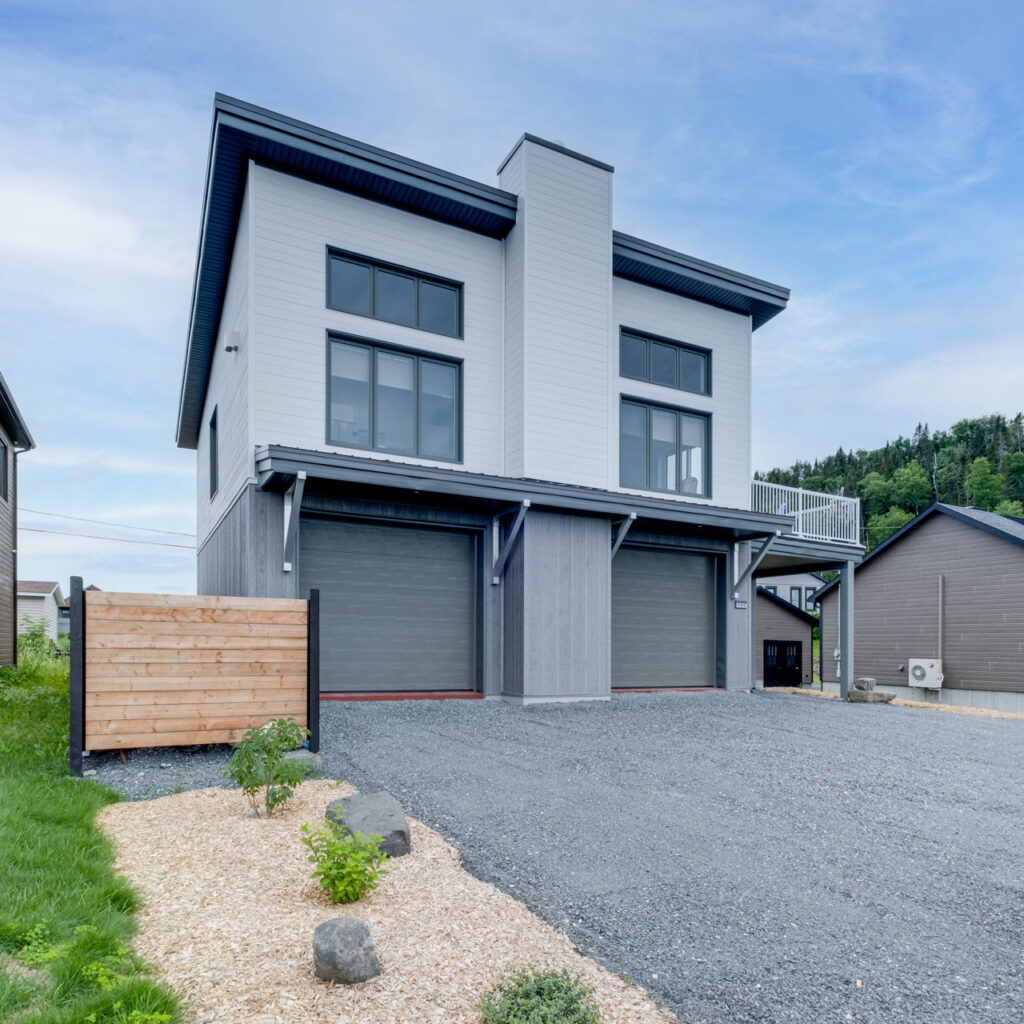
(2, 0), (1023, 593)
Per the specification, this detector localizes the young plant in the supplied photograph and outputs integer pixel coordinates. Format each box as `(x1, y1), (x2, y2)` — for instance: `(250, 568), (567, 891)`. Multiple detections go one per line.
(222, 718), (309, 818)
(300, 822), (388, 904)
(478, 966), (602, 1024)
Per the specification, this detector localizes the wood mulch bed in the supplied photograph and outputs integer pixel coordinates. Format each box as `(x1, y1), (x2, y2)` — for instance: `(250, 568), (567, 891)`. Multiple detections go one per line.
(777, 686), (1024, 719)
(99, 781), (673, 1024)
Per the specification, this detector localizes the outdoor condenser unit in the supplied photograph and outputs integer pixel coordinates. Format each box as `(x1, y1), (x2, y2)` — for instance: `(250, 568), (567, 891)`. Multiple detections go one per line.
(908, 658), (944, 689)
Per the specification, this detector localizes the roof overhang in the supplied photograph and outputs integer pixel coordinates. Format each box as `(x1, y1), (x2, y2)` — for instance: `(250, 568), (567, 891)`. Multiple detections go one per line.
(176, 95), (519, 449)
(0, 370), (34, 449)
(755, 535), (864, 577)
(255, 445), (794, 541)
(612, 232), (789, 330)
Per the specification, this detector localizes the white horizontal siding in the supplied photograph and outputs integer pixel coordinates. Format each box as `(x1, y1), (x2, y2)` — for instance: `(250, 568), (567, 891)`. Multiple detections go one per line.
(197, 179), (253, 546)
(250, 165), (504, 475)
(17, 594), (58, 642)
(610, 277), (752, 511)
(500, 142), (613, 488)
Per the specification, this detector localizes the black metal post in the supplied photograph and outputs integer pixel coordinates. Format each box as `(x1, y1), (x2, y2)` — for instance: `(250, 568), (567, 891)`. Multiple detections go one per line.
(68, 576), (85, 775)
(306, 588), (320, 753)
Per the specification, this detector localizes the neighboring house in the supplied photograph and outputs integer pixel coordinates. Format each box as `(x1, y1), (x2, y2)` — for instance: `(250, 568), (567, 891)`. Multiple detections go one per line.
(58, 585), (100, 634)
(17, 581), (64, 644)
(176, 95), (863, 700)
(0, 372), (35, 667)
(755, 586), (816, 687)
(816, 504), (1024, 712)
(757, 571), (826, 613)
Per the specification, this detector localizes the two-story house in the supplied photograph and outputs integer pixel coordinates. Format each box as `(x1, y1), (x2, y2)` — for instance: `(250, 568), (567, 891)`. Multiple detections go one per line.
(1, 371), (34, 668)
(176, 96), (863, 701)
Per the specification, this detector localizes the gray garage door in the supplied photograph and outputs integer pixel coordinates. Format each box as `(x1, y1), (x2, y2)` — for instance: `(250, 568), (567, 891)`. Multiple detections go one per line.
(612, 546), (718, 687)
(299, 516), (478, 693)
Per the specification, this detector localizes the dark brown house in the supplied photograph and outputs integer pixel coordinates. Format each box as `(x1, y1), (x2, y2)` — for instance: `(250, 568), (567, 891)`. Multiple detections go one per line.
(756, 586), (816, 687)
(0, 372), (34, 667)
(816, 503), (1024, 711)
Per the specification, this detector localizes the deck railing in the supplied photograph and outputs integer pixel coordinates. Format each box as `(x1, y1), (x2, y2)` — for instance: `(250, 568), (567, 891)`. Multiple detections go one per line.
(751, 481), (861, 546)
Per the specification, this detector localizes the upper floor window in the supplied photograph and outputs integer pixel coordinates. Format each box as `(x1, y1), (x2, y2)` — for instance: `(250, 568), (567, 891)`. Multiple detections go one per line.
(209, 408), (218, 499)
(328, 335), (461, 462)
(327, 249), (462, 338)
(620, 398), (709, 497)
(0, 439), (7, 502)
(619, 328), (710, 396)
(790, 586), (802, 607)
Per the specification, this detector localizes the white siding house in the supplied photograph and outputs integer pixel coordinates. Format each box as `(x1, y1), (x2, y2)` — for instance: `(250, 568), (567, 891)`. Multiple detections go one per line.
(178, 96), (863, 701)
(17, 581), (64, 643)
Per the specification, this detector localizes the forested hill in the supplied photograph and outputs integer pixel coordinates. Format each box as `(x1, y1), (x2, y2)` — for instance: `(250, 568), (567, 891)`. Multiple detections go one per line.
(756, 414), (1024, 549)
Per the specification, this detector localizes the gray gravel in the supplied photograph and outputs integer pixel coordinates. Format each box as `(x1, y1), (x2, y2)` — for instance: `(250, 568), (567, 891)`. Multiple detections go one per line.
(92, 691), (1024, 1023)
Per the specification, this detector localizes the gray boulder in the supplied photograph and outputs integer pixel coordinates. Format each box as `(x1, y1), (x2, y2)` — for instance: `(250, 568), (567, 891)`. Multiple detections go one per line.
(326, 790), (410, 858)
(283, 748), (324, 773)
(854, 677), (877, 691)
(312, 917), (380, 984)
(849, 689), (895, 703)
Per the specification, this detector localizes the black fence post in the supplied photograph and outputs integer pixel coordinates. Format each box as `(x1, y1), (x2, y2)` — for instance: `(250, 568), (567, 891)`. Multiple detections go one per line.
(69, 576), (85, 775)
(306, 588), (320, 753)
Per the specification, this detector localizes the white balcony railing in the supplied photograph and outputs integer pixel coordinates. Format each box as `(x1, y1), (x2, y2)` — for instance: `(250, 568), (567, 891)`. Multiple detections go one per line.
(751, 480), (861, 546)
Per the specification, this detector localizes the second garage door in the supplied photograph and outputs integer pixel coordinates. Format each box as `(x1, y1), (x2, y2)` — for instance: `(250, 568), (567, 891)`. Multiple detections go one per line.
(612, 545), (718, 688)
(299, 516), (478, 693)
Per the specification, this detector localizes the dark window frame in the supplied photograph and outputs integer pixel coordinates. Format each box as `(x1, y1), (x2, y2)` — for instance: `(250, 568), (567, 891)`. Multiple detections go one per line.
(208, 407), (218, 499)
(619, 326), (712, 397)
(326, 247), (464, 339)
(763, 585), (778, 596)
(0, 438), (7, 502)
(619, 395), (712, 499)
(325, 331), (464, 464)
(790, 586), (802, 607)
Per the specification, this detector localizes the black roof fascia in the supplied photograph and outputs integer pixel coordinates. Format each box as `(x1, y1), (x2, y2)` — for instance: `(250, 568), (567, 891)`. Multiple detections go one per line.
(612, 232), (790, 330)
(175, 95), (519, 450)
(812, 502), (1024, 602)
(0, 371), (34, 449)
(255, 445), (794, 539)
(756, 586), (819, 626)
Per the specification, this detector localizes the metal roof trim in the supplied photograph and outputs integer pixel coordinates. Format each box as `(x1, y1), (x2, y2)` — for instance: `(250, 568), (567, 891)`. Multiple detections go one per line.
(0, 370), (34, 449)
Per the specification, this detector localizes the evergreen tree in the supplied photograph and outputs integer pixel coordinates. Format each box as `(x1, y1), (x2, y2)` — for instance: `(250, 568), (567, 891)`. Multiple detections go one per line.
(965, 457), (1003, 511)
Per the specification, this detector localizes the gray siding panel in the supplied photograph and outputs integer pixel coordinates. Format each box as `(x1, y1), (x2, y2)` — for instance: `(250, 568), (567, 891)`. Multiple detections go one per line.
(300, 515), (479, 692)
(197, 486), (250, 596)
(755, 594), (813, 685)
(501, 520), (526, 698)
(0, 427), (13, 666)
(820, 513), (1024, 693)
(612, 544), (717, 687)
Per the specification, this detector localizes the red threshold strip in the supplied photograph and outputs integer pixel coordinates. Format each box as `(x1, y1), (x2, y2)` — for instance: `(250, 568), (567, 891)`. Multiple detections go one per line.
(320, 691), (483, 702)
(612, 686), (718, 694)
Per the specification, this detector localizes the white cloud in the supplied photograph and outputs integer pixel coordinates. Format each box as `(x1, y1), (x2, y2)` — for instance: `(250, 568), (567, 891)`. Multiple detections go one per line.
(28, 447), (195, 478)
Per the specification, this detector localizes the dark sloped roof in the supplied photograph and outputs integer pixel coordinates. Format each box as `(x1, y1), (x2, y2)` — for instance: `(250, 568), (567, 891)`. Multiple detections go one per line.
(0, 370), (34, 448)
(813, 503), (1024, 601)
(17, 580), (60, 595)
(756, 586), (819, 626)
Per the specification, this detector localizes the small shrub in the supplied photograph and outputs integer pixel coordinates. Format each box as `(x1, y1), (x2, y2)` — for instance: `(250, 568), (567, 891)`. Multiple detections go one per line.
(300, 822), (387, 903)
(222, 718), (309, 817)
(478, 966), (602, 1024)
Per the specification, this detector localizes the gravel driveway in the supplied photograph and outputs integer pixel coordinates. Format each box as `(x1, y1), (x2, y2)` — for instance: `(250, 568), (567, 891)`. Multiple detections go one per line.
(92, 690), (1024, 1023)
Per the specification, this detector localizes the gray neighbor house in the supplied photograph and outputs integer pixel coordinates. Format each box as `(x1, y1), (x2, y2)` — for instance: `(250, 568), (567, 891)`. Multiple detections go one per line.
(817, 503), (1024, 713)
(0, 371), (35, 668)
(177, 95), (864, 701)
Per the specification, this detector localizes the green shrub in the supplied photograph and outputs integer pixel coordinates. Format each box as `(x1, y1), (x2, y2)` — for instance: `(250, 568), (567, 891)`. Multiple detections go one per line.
(222, 718), (309, 817)
(300, 821), (387, 903)
(479, 966), (602, 1024)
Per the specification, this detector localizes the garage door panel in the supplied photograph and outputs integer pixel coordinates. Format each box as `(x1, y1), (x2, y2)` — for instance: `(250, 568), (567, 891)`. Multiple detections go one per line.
(300, 517), (477, 692)
(612, 546), (717, 687)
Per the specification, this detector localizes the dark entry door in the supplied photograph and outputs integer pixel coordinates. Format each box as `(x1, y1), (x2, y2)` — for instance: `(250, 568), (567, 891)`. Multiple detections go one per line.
(299, 516), (478, 693)
(764, 640), (802, 687)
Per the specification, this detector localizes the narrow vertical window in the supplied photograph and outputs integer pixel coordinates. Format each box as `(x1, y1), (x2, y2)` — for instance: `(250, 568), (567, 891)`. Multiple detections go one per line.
(209, 408), (218, 499)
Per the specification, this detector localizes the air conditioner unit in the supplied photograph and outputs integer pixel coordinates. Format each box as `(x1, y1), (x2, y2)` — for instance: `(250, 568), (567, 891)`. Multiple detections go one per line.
(908, 658), (943, 689)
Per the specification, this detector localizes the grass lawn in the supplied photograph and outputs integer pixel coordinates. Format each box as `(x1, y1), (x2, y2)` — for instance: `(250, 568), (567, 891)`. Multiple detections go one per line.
(0, 629), (182, 1024)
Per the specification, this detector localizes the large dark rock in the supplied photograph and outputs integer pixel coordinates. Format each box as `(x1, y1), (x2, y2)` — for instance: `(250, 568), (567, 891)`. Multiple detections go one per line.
(849, 689), (895, 703)
(312, 917), (380, 984)
(326, 790), (411, 858)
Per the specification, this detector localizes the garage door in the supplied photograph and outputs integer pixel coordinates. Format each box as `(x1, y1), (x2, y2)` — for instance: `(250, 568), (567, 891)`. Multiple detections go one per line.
(299, 516), (478, 693)
(612, 546), (718, 687)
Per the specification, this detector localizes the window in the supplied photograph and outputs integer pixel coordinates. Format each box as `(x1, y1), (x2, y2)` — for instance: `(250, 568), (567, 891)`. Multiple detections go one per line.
(790, 586), (802, 607)
(805, 588), (818, 611)
(619, 329), (710, 396)
(0, 439), (7, 502)
(619, 399), (709, 496)
(327, 250), (462, 338)
(763, 586), (778, 596)
(209, 408), (218, 499)
(328, 337), (460, 462)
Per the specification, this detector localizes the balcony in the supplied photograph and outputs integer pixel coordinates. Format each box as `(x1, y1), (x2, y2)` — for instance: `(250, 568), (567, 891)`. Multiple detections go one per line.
(751, 480), (861, 546)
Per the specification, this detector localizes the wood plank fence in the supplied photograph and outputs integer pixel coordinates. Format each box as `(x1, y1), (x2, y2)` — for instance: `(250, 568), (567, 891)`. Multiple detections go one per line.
(69, 577), (320, 773)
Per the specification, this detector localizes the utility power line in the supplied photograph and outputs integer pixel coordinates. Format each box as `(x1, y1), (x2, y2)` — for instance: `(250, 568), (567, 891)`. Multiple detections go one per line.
(19, 526), (195, 550)
(19, 507), (196, 539)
